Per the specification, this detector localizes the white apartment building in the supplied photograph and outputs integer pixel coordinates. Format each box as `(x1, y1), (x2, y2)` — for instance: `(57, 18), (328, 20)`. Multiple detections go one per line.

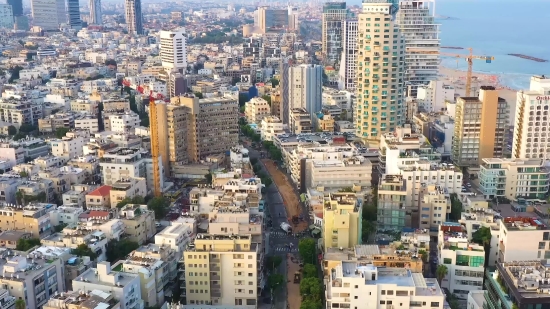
(419, 185), (450, 234)
(50, 135), (86, 160)
(42, 228), (109, 261)
(437, 223), (485, 299)
(498, 216), (550, 262)
(19, 68), (51, 80)
(260, 116), (284, 141)
(325, 263), (445, 309)
(109, 177), (147, 208)
(99, 148), (146, 185)
(245, 97), (271, 124)
(114, 254), (166, 307)
(479, 158), (550, 202)
(288, 64), (323, 118)
(415, 81), (455, 113)
(73, 262), (144, 309)
(396, 0), (440, 97)
(322, 87), (354, 116)
(75, 115), (99, 132)
(189, 178), (263, 214)
(49, 205), (84, 226)
(229, 146), (250, 167)
(155, 221), (194, 258)
(0, 4), (13, 29)
(458, 206), (499, 267)
(104, 112), (141, 133)
(160, 28), (187, 71)
(0, 98), (43, 126)
(512, 75), (550, 159)
(338, 19), (358, 91)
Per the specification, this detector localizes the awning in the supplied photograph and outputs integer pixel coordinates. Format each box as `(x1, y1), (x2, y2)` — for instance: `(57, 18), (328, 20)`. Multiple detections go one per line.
(312, 229), (321, 235)
(309, 224), (317, 230)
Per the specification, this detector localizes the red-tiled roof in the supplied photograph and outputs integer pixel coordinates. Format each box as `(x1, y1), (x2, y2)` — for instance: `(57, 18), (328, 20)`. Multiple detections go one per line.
(89, 210), (110, 218)
(87, 185), (111, 196)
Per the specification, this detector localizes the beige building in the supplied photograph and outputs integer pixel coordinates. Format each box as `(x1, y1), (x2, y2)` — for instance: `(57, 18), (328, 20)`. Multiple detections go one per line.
(452, 86), (509, 167)
(70, 99), (99, 115)
(183, 234), (259, 308)
(317, 113), (335, 132)
(119, 204), (156, 244)
(109, 177), (147, 208)
(0, 204), (52, 238)
(289, 108), (312, 134)
(245, 97), (271, 124)
(260, 116), (284, 142)
(155, 101), (190, 176)
(322, 192), (362, 251)
(356, 0), (405, 142)
(74, 114), (99, 132)
(418, 185), (451, 234)
(43, 289), (121, 309)
(170, 96), (239, 161)
(38, 112), (75, 133)
(85, 185), (111, 209)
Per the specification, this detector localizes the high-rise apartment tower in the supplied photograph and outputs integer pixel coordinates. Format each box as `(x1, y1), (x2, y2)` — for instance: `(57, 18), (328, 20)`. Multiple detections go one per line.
(67, 0), (82, 29)
(338, 19), (358, 91)
(160, 28), (187, 72)
(288, 64), (323, 120)
(321, 2), (348, 64)
(125, 0), (143, 35)
(90, 0), (102, 24)
(355, 0), (405, 142)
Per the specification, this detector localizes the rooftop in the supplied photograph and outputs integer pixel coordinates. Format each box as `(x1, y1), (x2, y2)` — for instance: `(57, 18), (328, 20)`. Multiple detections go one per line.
(497, 260), (550, 300)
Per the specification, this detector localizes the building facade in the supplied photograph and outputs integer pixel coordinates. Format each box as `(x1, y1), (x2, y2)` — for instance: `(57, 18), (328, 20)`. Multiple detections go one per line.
(89, 0), (102, 24)
(125, 0), (143, 35)
(31, 0), (66, 30)
(322, 2), (348, 64)
(160, 28), (187, 72)
(288, 64), (323, 118)
(338, 19), (358, 91)
(67, 0), (81, 29)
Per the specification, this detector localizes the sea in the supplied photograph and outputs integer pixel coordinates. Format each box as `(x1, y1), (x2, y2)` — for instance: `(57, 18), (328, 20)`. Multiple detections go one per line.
(347, 0), (550, 90)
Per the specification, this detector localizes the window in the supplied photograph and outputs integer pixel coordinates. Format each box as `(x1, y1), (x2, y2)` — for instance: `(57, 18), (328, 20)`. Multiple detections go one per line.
(539, 242), (546, 249)
(380, 301), (386, 305)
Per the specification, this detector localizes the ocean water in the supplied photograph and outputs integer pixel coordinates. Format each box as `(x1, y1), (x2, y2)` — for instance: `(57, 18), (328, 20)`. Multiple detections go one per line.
(347, 0), (550, 89)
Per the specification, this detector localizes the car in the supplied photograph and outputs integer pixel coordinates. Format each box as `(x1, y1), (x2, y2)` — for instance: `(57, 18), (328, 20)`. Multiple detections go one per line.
(466, 183), (472, 187)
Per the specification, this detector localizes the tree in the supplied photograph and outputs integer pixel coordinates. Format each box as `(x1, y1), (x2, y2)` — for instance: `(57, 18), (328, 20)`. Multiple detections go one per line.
(303, 263), (317, 278)
(15, 300), (25, 309)
(106, 239), (140, 262)
(262, 94), (271, 106)
(55, 127), (70, 138)
(239, 93), (249, 106)
(270, 78), (279, 87)
(54, 223), (68, 232)
(300, 299), (322, 309)
(298, 238), (317, 265)
(116, 195), (145, 209)
(449, 193), (462, 221)
(472, 226), (491, 246)
(16, 238), (41, 251)
(194, 92), (203, 99)
(148, 196), (170, 220)
(15, 191), (24, 205)
(268, 273), (284, 290)
(72, 244), (97, 260)
(299, 277), (322, 300)
(418, 249), (428, 263)
(266, 256), (282, 271)
(7, 125), (16, 136)
(436, 264), (448, 285)
(361, 220), (375, 243)
(205, 173), (213, 184)
(18, 123), (36, 133)
(19, 171), (28, 178)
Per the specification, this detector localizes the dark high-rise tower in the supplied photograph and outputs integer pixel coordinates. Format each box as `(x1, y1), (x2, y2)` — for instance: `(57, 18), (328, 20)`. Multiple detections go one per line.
(7, 0), (22, 16)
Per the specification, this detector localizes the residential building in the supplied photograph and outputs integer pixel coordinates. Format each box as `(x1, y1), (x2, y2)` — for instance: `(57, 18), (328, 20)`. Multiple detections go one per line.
(89, 0), (102, 24)
(125, 0), (143, 35)
(67, 0), (81, 29)
(479, 158), (550, 202)
(109, 177), (147, 208)
(452, 86), (509, 167)
(183, 234), (259, 308)
(0, 98), (43, 126)
(396, 0), (440, 97)
(497, 216), (550, 263)
(377, 174), (408, 231)
(325, 263), (445, 309)
(415, 81), (455, 113)
(322, 88), (354, 117)
(322, 192), (362, 250)
(245, 97), (271, 124)
(279, 58), (290, 124)
(0, 204), (52, 238)
(169, 73), (187, 98)
(257, 6), (288, 33)
(104, 112), (141, 133)
(160, 28), (187, 72)
(316, 113), (335, 132)
(322, 2), (348, 64)
(260, 116), (284, 141)
(49, 205), (85, 226)
(74, 114), (99, 133)
(43, 289), (120, 309)
(30, 0), (66, 30)
(288, 64), (323, 119)
(512, 75), (550, 159)
(85, 185), (111, 209)
(437, 223), (485, 299)
(38, 113), (75, 133)
(42, 228), (108, 261)
(338, 19), (358, 91)
(0, 248), (65, 309)
(356, 0), (405, 142)
(119, 204), (156, 244)
(485, 261), (550, 309)
(99, 148), (146, 185)
(72, 262), (144, 309)
(289, 108), (312, 134)
(155, 221), (194, 257)
(50, 135), (86, 160)
(0, 4), (14, 29)
(7, 0), (22, 16)
(0, 230), (31, 249)
(418, 185), (451, 234)
(229, 146), (250, 168)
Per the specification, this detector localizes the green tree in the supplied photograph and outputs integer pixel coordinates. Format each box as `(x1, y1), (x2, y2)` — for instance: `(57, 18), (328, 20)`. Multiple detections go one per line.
(268, 273), (284, 290)
(18, 123), (36, 133)
(148, 196), (170, 220)
(303, 263), (317, 278)
(299, 277), (322, 300)
(205, 173), (213, 183)
(106, 239), (140, 262)
(55, 127), (70, 138)
(361, 220), (375, 243)
(261, 94), (271, 106)
(116, 195), (145, 209)
(298, 238), (317, 265)
(436, 264), (448, 285)
(72, 244), (97, 260)
(270, 78), (279, 87)
(239, 93), (249, 106)
(54, 223), (68, 232)
(19, 171), (28, 178)
(16, 238), (41, 251)
(472, 226), (491, 245)
(7, 125), (17, 136)
(15, 191), (24, 205)
(15, 300), (25, 309)
(194, 92), (204, 99)
(300, 299), (322, 309)
(266, 255), (282, 271)
(449, 193), (462, 221)
(418, 249), (428, 263)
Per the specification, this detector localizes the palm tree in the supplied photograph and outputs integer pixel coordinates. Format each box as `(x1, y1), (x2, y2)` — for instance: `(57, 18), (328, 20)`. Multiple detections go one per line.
(15, 299), (25, 309)
(436, 265), (448, 286)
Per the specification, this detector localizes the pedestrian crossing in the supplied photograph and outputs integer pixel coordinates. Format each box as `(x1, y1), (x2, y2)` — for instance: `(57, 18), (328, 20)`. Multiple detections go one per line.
(274, 247), (298, 253)
(270, 231), (289, 238)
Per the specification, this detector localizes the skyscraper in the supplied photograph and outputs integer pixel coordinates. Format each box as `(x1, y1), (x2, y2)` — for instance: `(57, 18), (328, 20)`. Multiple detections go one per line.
(7, 0), (22, 16)
(257, 6), (288, 33)
(31, 0), (66, 30)
(288, 64), (323, 120)
(67, 0), (82, 29)
(355, 0), (405, 142)
(90, 0), (102, 25)
(321, 2), (348, 64)
(338, 19), (358, 91)
(125, 0), (143, 35)
(160, 28), (187, 72)
(279, 58), (290, 125)
(0, 4), (14, 29)
(396, 0), (440, 97)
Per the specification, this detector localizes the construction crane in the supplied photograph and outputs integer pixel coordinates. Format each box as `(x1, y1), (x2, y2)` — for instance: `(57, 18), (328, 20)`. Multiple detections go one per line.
(149, 93), (162, 197)
(441, 48), (494, 97)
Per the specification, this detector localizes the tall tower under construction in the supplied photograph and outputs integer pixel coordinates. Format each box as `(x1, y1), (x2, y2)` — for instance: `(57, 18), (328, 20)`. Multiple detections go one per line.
(355, 0), (405, 143)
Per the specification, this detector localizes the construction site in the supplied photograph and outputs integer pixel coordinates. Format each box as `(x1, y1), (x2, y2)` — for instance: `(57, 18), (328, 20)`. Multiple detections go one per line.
(262, 159), (308, 232)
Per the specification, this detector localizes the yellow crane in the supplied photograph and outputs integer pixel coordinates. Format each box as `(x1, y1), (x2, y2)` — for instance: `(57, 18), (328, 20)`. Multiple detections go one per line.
(441, 48), (494, 97)
(149, 96), (162, 197)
